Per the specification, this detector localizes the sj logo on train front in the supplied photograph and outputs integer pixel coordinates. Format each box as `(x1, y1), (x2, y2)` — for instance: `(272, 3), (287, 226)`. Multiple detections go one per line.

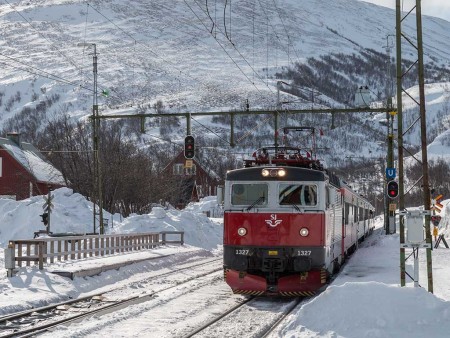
(265, 214), (282, 227)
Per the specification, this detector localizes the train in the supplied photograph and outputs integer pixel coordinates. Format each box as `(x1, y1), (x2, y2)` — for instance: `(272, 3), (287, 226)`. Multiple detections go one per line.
(223, 142), (375, 296)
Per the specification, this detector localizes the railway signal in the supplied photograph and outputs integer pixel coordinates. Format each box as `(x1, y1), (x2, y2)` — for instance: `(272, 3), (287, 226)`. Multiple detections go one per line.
(387, 180), (399, 198)
(42, 189), (54, 232)
(184, 135), (195, 159)
(431, 215), (442, 226)
(431, 194), (444, 213)
(40, 212), (49, 226)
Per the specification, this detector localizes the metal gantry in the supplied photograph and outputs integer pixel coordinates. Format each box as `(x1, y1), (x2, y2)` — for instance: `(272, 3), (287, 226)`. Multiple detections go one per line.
(95, 106), (392, 149)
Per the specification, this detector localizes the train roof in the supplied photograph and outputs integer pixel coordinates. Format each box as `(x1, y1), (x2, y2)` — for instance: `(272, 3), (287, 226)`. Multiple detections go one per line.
(244, 146), (324, 171)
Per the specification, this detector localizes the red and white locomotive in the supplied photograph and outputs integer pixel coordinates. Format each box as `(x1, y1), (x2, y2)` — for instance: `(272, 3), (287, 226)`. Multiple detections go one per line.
(223, 143), (374, 296)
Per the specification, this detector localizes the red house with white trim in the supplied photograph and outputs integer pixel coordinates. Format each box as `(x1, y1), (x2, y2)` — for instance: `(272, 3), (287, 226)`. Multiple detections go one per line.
(162, 151), (222, 209)
(0, 132), (66, 200)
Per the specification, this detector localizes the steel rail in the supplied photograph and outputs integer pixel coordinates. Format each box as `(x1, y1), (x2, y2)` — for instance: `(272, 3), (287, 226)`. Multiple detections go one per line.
(0, 258), (223, 337)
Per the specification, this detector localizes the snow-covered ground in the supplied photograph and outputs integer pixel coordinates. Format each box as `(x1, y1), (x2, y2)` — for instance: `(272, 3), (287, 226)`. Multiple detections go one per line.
(1, 188), (450, 337)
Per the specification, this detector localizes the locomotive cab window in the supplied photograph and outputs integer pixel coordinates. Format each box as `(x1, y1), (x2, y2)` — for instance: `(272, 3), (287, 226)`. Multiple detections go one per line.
(279, 184), (317, 206)
(231, 183), (268, 206)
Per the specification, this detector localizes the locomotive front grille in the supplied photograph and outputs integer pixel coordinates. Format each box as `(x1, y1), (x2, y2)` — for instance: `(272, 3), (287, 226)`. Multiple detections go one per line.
(262, 257), (285, 272)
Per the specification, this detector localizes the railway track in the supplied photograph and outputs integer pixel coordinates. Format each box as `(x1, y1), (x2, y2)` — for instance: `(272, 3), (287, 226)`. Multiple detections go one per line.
(0, 257), (223, 337)
(180, 236), (377, 338)
(1, 243), (368, 337)
(183, 297), (303, 338)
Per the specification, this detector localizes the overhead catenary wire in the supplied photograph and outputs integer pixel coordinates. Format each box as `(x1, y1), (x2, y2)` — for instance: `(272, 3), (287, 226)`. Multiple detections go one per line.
(0, 52), (93, 92)
(6, 0), (280, 112)
(86, 2), (227, 100)
(4, 0), (313, 147)
(197, 0), (315, 143)
(188, 0), (273, 96)
(3, 0), (123, 101)
(3, 0), (81, 72)
(268, 0), (323, 94)
(190, 0), (285, 103)
(190, 0), (297, 145)
(205, 0), (215, 34)
(186, 0), (293, 144)
(191, 116), (232, 146)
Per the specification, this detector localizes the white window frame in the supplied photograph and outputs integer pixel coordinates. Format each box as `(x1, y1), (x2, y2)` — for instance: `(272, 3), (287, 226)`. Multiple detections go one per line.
(173, 163), (184, 175)
(185, 164), (196, 176)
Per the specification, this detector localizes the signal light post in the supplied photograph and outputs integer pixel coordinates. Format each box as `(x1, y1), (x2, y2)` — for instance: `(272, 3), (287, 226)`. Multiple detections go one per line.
(387, 180), (399, 199)
(184, 135), (195, 159)
(386, 180), (398, 234)
(41, 187), (54, 233)
(40, 213), (49, 226)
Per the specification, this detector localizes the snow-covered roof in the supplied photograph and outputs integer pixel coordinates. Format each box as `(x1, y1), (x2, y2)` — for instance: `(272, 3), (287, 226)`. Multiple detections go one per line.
(0, 136), (65, 185)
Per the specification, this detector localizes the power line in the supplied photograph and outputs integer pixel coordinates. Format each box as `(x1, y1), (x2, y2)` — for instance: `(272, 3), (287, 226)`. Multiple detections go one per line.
(2, 0), (122, 101)
(185, 1), (294, 145)
(86, 3), (225, 99)
(191, 116), (231, 146)
(269, 0), (319, 92)
(191, 0), (267, 88)
(0, 53), (93, 91)
(186, 0), (271, 96)
(3, 0), (80, 71)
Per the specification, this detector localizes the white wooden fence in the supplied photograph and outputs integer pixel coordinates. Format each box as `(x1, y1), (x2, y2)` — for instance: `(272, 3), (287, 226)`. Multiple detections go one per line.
(4, 231), (184, 276)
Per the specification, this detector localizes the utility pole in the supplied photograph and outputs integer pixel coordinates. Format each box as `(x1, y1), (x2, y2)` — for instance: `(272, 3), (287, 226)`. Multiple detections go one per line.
(78, 42), (104, 235)
(384, 34), (396, 234)
(416, 0), (433, 293)
(396, 0), (406, 288)
(395, 0), (433, 292)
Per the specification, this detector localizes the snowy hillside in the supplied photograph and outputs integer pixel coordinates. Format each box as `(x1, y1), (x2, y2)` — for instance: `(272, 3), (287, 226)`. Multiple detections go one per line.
(0, 0), (449, 117)
(0, 0), (450, 206)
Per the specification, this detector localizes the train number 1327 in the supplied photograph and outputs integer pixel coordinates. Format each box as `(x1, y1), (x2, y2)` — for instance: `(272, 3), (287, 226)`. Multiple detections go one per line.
(236, 249), (250, 255)
(297, 250), (311, 256)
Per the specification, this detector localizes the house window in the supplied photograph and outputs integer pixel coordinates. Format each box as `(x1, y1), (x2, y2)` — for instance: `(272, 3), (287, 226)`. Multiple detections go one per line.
(185, 164), (196, 176)
(173, 163), (184, 175)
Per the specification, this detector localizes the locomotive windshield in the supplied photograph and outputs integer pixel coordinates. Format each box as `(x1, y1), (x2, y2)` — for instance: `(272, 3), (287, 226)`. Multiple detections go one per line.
(231, 183), (268, 206)
(279, 184), (317, 206)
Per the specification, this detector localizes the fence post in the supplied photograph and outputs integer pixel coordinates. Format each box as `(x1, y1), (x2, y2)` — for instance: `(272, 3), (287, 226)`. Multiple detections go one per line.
(50, 241), (55, 264)
(5, 241), (16, 277)
(71, 240), (75, 260)
(38, 241), (44, 270)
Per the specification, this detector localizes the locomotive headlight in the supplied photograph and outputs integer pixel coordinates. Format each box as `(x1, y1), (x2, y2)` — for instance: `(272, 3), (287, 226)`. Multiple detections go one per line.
(299, 228), (309, 237)
(261, 169), (270, 177)
(238, 227), (247, 236)
(278, 169), (286, 177)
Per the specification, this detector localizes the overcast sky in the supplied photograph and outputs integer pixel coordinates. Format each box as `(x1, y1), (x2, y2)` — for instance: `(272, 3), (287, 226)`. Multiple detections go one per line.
(361, 0), (450, 22)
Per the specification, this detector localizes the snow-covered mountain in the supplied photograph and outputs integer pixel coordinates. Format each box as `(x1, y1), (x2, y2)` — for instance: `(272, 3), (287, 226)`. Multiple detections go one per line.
(0, 0), (449, 186)
(1, 0), (449, 110)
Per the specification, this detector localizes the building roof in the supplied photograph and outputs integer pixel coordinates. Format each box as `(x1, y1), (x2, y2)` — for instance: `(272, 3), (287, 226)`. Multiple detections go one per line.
(0, 136), (65, 185)
(163, 150), (221, 181)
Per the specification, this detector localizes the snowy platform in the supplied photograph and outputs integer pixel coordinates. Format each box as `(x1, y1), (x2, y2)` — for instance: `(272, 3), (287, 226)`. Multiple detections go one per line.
(46, 246), (196, 280)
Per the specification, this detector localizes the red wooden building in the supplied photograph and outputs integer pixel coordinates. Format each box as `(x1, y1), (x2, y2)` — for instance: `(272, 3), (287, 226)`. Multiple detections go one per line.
(0, 132), (66, 200)
(162, 151), (222, 209)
